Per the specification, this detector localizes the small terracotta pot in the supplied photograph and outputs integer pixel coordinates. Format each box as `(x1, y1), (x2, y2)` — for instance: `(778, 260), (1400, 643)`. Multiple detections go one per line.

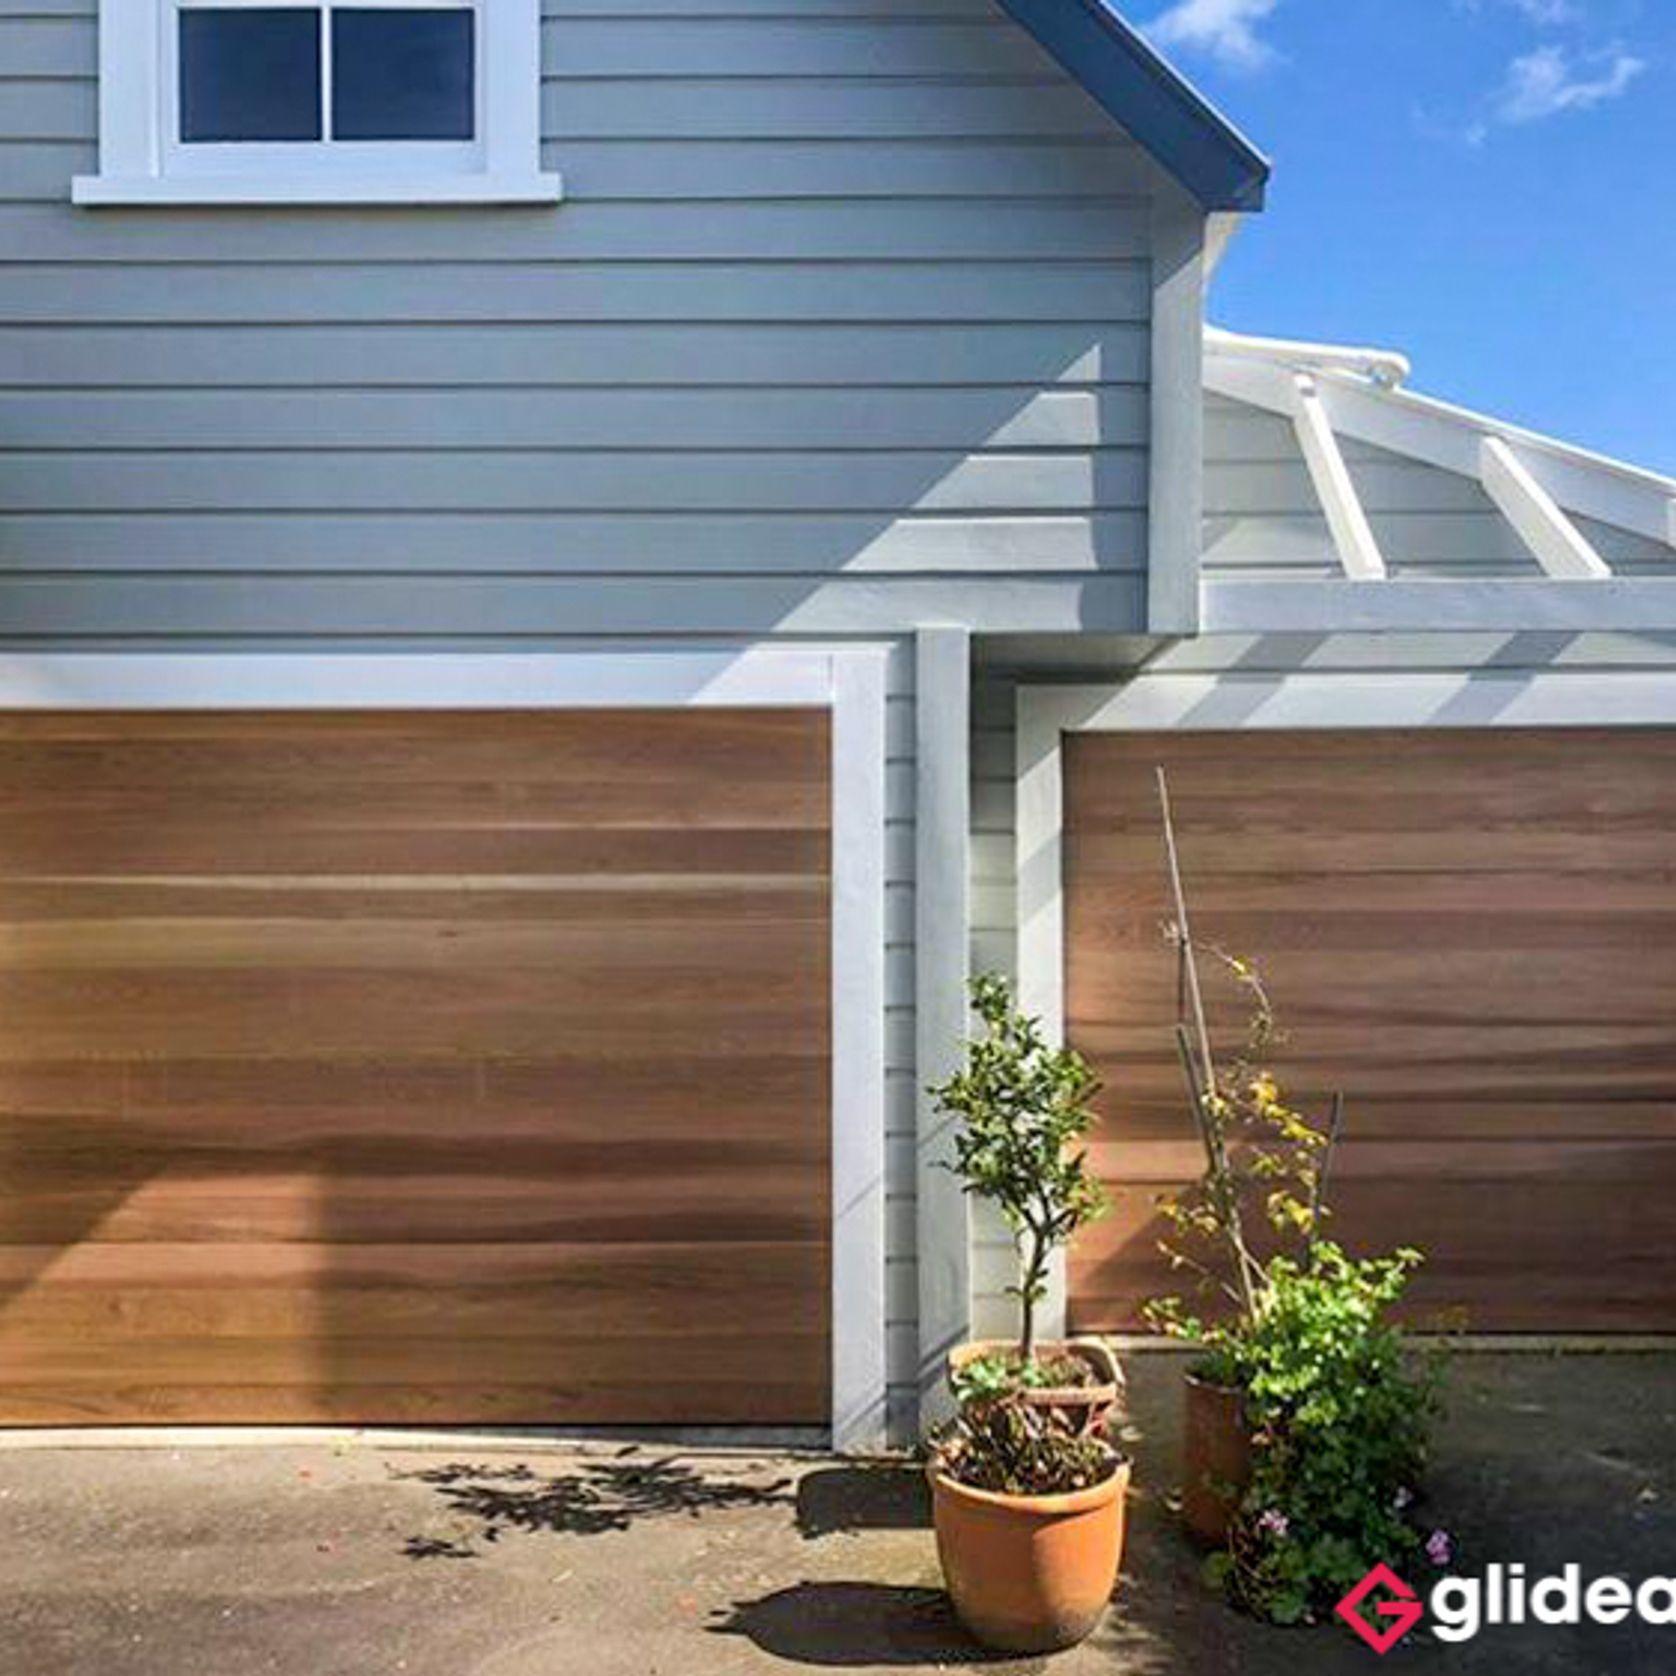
(930, 1458), (1130, 1654)
(946, 1337), (1125, 1438)
(1181, 1372), (1253, 1546)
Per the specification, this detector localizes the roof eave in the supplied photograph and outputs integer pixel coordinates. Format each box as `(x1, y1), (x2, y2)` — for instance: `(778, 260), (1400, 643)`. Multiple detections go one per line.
(997, 0), (1271, 213)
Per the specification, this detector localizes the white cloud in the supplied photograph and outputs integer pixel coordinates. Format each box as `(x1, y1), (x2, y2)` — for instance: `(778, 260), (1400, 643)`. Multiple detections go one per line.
(1147, 0), (1282, 72)
(1471, 0), (1583, 22)
(1494, 43), (1646, 122)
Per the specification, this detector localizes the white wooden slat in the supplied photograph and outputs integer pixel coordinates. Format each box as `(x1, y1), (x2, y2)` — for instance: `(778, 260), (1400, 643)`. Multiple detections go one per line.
(1289, 372), (1387, 580)
(1479, 436), (1612, 581)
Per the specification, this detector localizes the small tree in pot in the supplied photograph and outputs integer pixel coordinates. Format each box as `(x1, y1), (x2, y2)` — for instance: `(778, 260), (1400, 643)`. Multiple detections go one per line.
(925, 975), (1130, 1654)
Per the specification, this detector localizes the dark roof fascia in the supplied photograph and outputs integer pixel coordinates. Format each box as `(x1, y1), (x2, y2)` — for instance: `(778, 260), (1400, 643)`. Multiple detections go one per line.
(997, 0), (1271, 212)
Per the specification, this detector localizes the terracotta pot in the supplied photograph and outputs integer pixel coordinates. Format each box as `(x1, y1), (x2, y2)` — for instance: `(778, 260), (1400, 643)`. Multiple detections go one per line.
(946, 1337), (1125, 1438)
(930, 1457), (1130, 1654)
(1181, 1372), (1252, 1546)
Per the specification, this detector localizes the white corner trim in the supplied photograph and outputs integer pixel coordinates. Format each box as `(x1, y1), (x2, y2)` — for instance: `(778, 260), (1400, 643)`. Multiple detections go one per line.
(1480, 437), (1612, 581)
(1290, 373), (1387, 581)
(913, 627), (971, 1429)
(829, 648), (891, 1452)
(0, 646), (891, 1451)
(72, 172), (563, 207)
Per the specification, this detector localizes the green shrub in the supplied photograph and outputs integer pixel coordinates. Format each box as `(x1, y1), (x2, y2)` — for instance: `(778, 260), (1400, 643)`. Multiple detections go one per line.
(929, 973), (1107, 1366)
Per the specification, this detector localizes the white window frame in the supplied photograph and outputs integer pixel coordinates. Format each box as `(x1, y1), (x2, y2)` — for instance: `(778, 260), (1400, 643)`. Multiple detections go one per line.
(73, 0), (560, 206)
(0, 647), (890, 1452)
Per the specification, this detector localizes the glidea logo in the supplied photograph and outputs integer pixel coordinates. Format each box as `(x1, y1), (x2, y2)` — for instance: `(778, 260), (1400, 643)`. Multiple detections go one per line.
(1337, 1561), (1676, 1651)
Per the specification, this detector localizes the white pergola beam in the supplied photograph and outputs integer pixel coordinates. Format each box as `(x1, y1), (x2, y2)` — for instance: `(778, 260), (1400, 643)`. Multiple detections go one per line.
(1480, 436), (1612, 580)
(1289, 373), (1387, 580)
(1206, 349), (1676, 546)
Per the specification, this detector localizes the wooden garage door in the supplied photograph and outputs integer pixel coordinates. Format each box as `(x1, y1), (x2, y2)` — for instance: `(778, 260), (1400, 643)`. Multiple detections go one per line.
(0, 710), (830, 1425)
(1066, 729), (1676, 1334)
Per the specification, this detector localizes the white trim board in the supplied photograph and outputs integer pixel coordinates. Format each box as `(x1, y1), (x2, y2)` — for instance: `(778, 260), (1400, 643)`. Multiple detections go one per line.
(1201, 579), (1676, 635)
(1014, 668), (1676, 1340)
(0, 647), (890, 1453)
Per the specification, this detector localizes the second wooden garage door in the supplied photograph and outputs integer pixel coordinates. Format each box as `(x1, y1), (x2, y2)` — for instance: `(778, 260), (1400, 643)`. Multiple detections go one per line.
(1065, 729), (1676, 1335)
(0, 709), (830, 1425)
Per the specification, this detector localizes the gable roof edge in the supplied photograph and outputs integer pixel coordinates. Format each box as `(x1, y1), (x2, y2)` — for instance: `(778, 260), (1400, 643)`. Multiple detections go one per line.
(997, 0), (1270, 212)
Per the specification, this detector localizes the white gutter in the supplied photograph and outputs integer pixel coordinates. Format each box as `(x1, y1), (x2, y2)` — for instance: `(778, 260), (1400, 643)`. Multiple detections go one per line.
(1206, 324), (1412, 389)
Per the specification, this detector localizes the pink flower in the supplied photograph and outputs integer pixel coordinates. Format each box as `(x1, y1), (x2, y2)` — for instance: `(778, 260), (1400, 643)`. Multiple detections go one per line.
(1257, 1508), (1290, 1540)
(1426, 1528), (1453, 1568)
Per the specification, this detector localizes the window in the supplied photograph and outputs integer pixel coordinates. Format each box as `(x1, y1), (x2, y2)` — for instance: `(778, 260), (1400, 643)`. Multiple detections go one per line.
(73, 0), (558, 205)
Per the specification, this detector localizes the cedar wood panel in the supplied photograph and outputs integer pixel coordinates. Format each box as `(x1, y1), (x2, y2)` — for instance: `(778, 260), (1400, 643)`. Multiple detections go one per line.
(1063, 729), (1676, 1333)
(0, 709), (831, 1424)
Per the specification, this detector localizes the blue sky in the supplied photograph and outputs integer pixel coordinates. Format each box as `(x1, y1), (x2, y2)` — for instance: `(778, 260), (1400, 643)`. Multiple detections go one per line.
(1142, 0), (1676, 474)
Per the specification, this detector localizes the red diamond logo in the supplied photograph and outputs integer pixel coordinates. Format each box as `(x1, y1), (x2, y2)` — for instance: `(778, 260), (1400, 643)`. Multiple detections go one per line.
(1337, 1563), (1424, 1654)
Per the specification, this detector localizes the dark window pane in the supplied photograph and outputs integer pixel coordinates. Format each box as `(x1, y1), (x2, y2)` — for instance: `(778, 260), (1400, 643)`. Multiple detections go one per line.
(331, 9), (474, 141)
(179, 9), (322, 143)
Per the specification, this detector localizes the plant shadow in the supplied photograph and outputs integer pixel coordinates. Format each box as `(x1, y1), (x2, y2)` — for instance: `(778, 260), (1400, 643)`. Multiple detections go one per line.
(795, 1463), (930, 1539)
(395, 1449), (796, 1554)
(710, 1582), (1048, 1671)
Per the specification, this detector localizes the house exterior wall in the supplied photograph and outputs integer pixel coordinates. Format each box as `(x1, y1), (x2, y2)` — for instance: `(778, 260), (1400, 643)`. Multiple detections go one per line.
(0, 0), (1187, 643)
(0, 0), (1225, 1445)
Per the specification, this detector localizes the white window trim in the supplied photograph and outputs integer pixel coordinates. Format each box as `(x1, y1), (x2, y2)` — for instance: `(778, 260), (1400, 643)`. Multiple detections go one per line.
(72, 0), (560, 206)
(0, 648), (889, 1451)
(1013, 669), (1676, 1340)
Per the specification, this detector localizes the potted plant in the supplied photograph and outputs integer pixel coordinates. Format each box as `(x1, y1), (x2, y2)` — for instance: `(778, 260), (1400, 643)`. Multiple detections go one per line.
(1146, 769), (1448, 1625)
(930, 973), (1121, 1430)
(925, 974), (1128, 1652)
(930, 1388), (1130, 1654)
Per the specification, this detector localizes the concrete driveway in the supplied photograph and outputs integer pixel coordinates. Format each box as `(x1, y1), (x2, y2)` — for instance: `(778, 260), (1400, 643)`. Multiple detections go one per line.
(3, 1353), (1673, 1676)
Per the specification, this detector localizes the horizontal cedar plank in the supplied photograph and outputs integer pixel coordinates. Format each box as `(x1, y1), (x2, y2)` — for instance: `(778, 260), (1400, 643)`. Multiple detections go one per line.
(0, 826), (829, 878)
(0, 1379), (827, 1427)
(0, 916), (831, 972)
(0, 1167), (827, 1246)
(0, 883), (828, 926)
(0, 1054), (827, 1132)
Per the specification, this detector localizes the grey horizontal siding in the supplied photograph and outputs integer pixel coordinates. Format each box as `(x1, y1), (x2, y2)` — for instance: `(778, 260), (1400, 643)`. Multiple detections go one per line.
(0, 0), (1163, 640)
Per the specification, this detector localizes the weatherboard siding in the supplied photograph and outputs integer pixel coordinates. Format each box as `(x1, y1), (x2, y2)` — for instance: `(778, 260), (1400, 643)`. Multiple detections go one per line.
(0, 0), (1175, 642)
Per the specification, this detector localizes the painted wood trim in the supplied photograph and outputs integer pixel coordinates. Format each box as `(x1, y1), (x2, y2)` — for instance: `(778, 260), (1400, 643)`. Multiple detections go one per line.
(913, 626), (971, 1430)
(73, 173), (563, 206)
(831, 647), (891, 1452)
(1146, 193), (1207, 635)
(0, 646), (891, 1451)
(1291, 373), (1387, 580)
(1479, 437), (1612, 581)
(74, 0), (550, 206)
(1014, 683), (1115, 1340)
(1200, 578), (1676, 634)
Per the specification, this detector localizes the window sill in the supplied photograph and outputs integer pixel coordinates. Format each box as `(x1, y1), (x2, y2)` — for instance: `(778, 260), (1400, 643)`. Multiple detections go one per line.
(70, 171), (564, 207)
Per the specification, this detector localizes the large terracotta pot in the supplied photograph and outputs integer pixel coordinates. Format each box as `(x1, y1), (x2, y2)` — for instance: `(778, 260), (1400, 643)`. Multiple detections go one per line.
(946, 1337), (1124, 1437)
(1181, 1372), (1252, 1546)
(930, 1458), (1130, 1654)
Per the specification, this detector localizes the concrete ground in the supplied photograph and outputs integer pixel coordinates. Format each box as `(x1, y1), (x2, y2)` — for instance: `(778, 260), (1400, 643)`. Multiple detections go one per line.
(3, 1352), (1674, 1676)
